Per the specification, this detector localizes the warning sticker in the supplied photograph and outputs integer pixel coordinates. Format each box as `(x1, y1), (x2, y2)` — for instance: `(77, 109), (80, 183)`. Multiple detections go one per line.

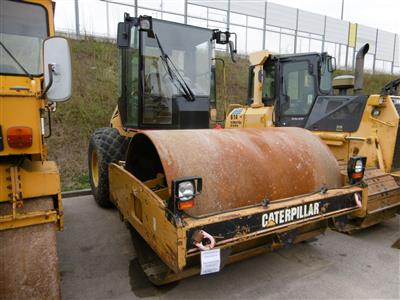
(200, 248), (221, 275)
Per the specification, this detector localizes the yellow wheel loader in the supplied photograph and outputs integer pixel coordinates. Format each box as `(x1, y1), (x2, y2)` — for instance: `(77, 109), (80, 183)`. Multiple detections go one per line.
(0, 1), (72, 298)
(226, 44), (400, 233)
(89, 15), (368, 285)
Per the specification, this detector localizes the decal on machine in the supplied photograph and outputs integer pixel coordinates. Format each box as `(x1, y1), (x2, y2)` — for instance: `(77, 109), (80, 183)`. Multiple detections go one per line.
(261, 202), (320, 227)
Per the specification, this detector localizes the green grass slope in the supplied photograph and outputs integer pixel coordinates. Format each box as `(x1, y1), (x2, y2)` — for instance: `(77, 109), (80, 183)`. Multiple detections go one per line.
(48, 38), (398, 190)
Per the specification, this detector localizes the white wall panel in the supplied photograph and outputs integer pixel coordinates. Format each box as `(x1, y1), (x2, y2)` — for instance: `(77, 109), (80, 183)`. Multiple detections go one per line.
(266, 2), (297, 30)
(376, 30), (395, 61)
(325, 17), (348, 44)
(230, 0), (265, 18)
(298, 10), (324, 35)
(188, 0), (228, 11)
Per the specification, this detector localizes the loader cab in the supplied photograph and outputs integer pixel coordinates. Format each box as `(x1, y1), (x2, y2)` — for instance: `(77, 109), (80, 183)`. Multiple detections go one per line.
(248, 52), (335, 127)
(117, 15), (235, 129)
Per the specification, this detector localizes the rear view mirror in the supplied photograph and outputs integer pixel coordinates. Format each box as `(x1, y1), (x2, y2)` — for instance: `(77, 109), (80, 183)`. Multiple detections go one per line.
(43, 37), (72, 102)
(117, 22), (131, 48)
(328, 56), (337, 72)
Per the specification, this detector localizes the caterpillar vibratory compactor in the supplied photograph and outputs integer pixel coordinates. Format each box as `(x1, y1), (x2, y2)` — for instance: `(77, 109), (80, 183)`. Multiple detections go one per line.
(89, 15), (366, 285)
(0, 0), (71, 298)
(226, 44), (400, 233)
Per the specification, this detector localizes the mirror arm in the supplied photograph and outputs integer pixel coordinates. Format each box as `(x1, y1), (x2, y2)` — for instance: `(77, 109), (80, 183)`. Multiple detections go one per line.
(44, 107), (52, 138)
(229, 32), (237, 63)
(40, 63), (54, 99)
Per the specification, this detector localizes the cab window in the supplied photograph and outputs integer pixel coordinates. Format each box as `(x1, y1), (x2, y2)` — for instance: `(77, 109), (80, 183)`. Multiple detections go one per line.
(0, 1), (48, 76)
(281, 61), (315, 116)
(320, 55), (332, 93)
(262, 61), (275, 105)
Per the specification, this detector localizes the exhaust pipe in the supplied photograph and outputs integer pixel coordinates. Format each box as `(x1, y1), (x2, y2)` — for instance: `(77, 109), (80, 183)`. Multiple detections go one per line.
(354, 43), (369, 96)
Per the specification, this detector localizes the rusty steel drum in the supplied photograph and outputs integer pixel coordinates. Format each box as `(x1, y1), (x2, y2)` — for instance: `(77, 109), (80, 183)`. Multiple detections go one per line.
(126, 128), (341, 216)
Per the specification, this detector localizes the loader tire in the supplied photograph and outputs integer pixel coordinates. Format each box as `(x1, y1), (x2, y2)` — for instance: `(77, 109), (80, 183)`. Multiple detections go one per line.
(88, 127), (129, 208)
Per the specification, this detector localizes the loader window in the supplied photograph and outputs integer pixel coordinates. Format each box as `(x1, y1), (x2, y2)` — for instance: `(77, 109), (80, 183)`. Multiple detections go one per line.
(281, 61), (315, 116)
(320, 55), (332, 93)
(0, 1), (48, 76)
(305, 95), (368, 132)
(262, 62), (276, 105)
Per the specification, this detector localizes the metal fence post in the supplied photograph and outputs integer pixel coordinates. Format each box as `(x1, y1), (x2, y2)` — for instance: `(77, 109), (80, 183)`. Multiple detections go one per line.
(391, 34), (397, 74)
(227, 0), (231, 53)
(184, 0), (188, 24)
(106, 1), (109, 38)
(294, 9), (299, 53)
(345, 22), (350, 70)
(322, 16), (326, 53)
(134, 0), (138, 17)
(74, 0), (80, 37)
(263, 1), (267, 50)
(372, 28), (378, 73)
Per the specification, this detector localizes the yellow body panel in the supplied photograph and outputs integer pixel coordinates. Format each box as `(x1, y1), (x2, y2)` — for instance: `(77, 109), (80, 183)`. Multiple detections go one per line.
(314, 95), (399, 173)
(0, 0), (63, 231)
(225, 106), (274, 128)
(0, 94), (44, 156)
(109, 162), (363, 279)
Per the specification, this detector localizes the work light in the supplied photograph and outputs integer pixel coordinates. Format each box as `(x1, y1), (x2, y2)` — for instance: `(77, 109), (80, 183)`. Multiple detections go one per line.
(347, 156), (367, 184)
(139, 16), (152, 31)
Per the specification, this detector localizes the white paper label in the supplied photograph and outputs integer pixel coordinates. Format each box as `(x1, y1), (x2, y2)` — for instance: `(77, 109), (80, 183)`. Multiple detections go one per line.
(200, 248), (221, 275)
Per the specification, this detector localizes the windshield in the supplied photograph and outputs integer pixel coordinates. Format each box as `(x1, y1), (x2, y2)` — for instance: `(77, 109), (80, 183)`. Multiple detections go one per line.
(0, 1), (48, 76)
(142, 20), (212, 124)
(320, 55), (332, 92)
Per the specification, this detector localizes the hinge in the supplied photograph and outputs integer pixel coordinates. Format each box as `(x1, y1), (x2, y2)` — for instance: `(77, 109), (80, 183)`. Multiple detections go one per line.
(6, 166), (23, 218)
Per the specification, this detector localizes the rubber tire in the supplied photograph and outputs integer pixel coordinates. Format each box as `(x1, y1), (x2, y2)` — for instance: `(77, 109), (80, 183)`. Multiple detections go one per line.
(88, 127), (130, 208)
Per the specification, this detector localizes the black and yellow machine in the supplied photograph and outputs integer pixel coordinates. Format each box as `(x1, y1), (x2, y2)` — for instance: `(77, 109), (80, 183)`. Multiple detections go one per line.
(88, 15), (368, 285)
(0, 0), (71, 298)
(226, 44), (400, 232)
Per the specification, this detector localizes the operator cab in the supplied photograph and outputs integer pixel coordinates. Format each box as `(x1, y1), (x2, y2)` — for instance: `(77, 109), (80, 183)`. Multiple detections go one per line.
(117, 14), (236, 129)
(248, 52), (335, 127)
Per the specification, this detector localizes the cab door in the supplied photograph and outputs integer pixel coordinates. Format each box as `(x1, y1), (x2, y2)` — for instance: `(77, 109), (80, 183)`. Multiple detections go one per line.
(277, 60), (316, 127)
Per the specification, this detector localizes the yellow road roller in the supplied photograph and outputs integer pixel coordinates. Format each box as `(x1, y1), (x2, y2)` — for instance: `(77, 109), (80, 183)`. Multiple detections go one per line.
(0, 0), (71, 298)
(89, 15), (367, 285)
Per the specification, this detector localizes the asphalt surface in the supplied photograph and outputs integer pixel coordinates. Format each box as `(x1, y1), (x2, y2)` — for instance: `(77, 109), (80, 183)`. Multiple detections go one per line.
(58, 195), (400, 300)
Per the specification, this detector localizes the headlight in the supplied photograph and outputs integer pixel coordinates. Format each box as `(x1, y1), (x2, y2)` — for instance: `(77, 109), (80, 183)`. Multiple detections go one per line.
(178, 181), (195, 201)
(170, 176), (203, 212)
